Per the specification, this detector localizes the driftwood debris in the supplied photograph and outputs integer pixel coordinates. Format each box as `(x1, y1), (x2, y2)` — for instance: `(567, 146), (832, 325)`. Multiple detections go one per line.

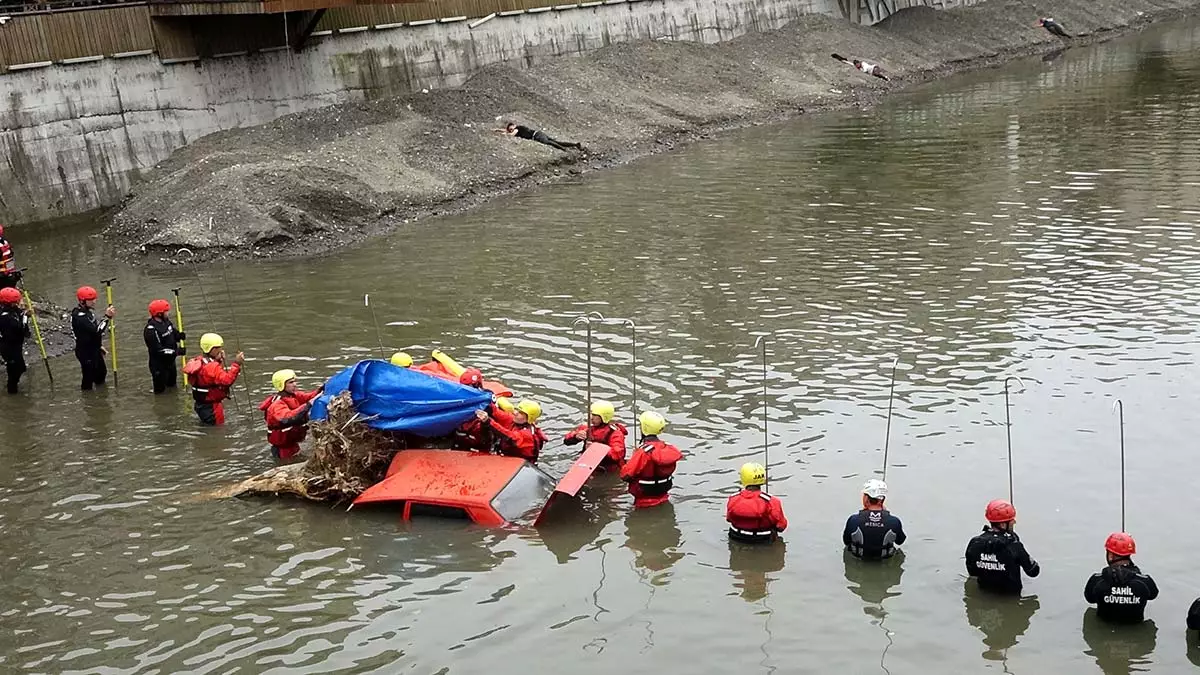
(221, 392), (399, 503)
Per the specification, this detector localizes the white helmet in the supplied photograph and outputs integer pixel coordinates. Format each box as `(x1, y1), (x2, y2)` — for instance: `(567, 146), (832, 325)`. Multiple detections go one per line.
(863, 479), (888, 499)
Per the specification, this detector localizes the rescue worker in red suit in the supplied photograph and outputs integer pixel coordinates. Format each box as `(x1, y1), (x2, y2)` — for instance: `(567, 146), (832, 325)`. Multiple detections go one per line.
(563, 400), (627, 471)
(260, 369), (324, 461)
(476, 398), (546, 463)
(620, 411), (683, 508)
(186, 332), (243, 426)
(0, 224), (21, 290)
(453, 368), (494, 451)
(726, 462), (788, 543)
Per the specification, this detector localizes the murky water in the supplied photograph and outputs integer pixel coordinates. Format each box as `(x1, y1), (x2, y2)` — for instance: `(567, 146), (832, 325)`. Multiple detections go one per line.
(5, 18), (1200, 674)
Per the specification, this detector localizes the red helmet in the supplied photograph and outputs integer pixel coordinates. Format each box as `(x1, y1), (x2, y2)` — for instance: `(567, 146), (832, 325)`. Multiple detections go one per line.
(459, 368), (484, 388)
(0, 287), (21, 304)
(1105, 532), (1136, 557)
(76, 286), (98, 302)
(985, 499), (1016, 523)
(148, 299), (171, 316)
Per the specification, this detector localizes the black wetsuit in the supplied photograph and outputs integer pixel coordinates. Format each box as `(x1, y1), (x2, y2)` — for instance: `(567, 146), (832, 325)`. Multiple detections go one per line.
(71, 305), (108, 390)
(0, 303), (29, 394)
(843, 508), (906, 560)
(1084, 561), (1159, 624)
(965, 527), (1040, 594)
(513, 125), (583, 152)
(144, 316), (184, 394)
(1189, 598), (1200, 631)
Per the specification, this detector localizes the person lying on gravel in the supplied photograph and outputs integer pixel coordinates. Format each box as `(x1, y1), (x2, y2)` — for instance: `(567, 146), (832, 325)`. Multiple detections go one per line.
(831, 53), (891, 82)
(495, 121), (586, 153)
(1037, 17), (1071, 39)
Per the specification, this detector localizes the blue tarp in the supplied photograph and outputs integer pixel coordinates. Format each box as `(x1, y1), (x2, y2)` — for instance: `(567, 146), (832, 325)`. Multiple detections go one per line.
(311, 360), (493, 437)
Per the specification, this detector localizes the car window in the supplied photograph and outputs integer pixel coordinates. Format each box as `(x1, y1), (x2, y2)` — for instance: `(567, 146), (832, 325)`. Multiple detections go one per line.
(409, 503), (470, 520)
(491, 464), (556, 523)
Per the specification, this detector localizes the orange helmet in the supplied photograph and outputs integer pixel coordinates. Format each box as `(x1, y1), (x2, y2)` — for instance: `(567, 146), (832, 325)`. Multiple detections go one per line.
(985, 499), (1016, 523)
(148, 299), (171, 317)
(1105, 532), (1136, 557)
(76, 286), (98, 302)
(459, 368), (484, 388)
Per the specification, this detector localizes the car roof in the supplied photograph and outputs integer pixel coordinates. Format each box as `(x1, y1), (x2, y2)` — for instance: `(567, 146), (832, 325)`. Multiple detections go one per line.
(355, 450), (527, 508)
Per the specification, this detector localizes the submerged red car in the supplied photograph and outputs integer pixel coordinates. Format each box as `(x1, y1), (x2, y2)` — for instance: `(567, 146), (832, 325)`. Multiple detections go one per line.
(352, 443), (611, 526)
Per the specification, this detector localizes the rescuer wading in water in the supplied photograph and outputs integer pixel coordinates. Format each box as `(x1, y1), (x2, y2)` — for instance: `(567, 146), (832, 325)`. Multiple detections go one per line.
(726, 462), (788, 543)
(844, 479), (906, 560)
(965, 499), (1040, 594)
(620, 411), (683, 509)
(1084, 532), (1158, 624)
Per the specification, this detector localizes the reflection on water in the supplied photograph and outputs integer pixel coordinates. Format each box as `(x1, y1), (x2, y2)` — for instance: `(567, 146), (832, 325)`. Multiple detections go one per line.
(962, 581), (1040, 665)
(1082, 609), (1159, 675)
(844, 552), (905, 674)
(728, 540), (786, 603)
(3, 15), (1200, 675)
(623, 502), (684, 576)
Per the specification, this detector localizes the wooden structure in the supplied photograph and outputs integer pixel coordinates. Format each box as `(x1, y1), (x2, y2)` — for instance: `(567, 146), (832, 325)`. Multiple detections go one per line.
(0, 0), (568, 69)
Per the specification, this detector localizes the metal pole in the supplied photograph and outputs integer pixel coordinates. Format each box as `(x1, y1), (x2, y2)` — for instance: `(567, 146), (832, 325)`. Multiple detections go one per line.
(622, 319), (638, 443)
(1114, 399), (1125, 531)
(754, 336), (769, 491)
(881, 356), (899, 480)
(365, 294), (386, 358)
(101, 277), (118, 387)
(1003, 376), (1025, 504)
(210, 217), (249, 414)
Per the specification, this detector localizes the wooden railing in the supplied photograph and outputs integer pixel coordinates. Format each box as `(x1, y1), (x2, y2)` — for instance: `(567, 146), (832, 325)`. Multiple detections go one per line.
(0, 0), (601, 69)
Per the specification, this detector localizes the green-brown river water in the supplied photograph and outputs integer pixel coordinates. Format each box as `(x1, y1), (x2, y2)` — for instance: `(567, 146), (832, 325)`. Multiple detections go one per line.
(4, 17), (1200, 674)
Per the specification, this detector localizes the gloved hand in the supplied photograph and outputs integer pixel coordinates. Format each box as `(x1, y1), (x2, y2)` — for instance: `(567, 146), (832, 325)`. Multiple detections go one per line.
(177, 332), (187, 341)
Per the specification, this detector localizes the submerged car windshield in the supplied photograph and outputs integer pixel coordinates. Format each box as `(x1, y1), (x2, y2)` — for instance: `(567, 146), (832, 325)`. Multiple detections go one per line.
(491, 464), (556, 523)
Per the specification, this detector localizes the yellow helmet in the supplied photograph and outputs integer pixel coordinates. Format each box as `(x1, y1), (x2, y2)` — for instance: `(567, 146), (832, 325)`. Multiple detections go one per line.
(390, 352), (413, 367)
(495, 396), (515, 413)
(199, 333), (224, 354)
(272, 369), (297, 392)
(516, 399), (542, 423)
(590, 400), (616, 424)
(739, 462), (767, 488)
(639, 410), (667, 436)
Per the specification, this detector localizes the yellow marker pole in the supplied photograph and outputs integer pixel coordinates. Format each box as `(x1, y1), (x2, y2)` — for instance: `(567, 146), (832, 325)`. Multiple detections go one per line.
(172, 287), (186, 385)
(101, 277), (118, 386)
(21, 289), (52, 383)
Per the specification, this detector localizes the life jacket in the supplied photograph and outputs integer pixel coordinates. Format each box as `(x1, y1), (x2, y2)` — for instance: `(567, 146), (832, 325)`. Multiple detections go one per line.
(454, 417), (493, 451)
(259, 393), (309, 448)
(498, 423), (547, 462)
(579, 422), (627, 468)
(188, 356), (238, 403)
(727, 490), (779, 542)
(183, 355), (204, 376)
(629, 438), (682, 496)
(0, 238), (14, 274)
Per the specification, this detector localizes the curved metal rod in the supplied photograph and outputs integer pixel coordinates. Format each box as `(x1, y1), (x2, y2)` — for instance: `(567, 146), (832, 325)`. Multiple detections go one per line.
(881, 356), (900, 480)
(1003, 376), (1026, 504)
(754, 335), (769, 491)
(619, 319), (639, 443)
(1113, 398), (1125, 531)
(571, 315), (596, 432)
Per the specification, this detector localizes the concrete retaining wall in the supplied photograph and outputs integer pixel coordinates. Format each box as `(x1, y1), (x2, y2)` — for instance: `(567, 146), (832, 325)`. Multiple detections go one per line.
(0, 0), (980, 225)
